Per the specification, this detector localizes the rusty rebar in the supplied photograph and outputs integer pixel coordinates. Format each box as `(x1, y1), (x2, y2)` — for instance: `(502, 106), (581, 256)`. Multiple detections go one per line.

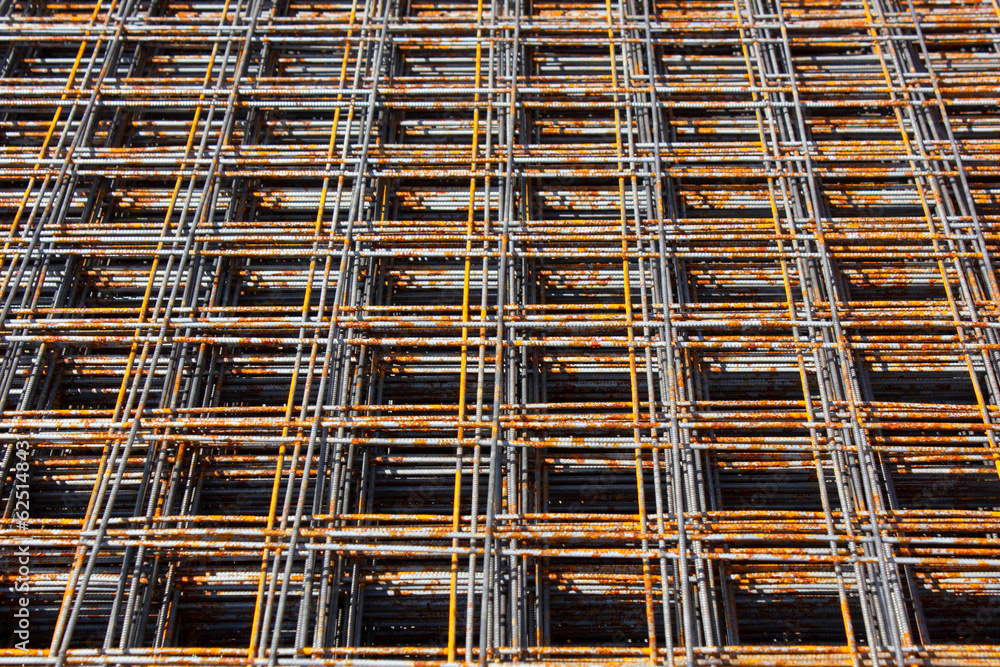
(0, 0), (999, 664)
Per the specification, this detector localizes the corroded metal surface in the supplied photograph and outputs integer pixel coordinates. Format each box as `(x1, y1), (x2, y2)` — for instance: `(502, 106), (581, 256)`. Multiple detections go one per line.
(0, 0), (999, 664)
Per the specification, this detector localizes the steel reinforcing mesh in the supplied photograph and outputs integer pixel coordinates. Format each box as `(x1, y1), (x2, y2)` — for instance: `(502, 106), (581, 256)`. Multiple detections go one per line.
(0, 0), (999, 664)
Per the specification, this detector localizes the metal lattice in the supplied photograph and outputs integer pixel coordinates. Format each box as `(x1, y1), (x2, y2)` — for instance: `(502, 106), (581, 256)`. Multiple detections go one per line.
(1, 0), (1000, 664)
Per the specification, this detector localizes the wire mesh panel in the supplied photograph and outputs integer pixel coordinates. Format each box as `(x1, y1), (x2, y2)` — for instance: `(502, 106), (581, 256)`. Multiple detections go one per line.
(1, 0), (999, 665)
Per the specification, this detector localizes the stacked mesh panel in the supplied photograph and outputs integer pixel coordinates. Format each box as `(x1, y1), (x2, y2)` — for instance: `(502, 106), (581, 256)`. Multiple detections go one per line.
(1, 0), (1000, 664)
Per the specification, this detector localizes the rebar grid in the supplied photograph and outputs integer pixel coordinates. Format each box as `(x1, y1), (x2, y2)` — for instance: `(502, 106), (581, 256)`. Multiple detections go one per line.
(1, 0), (999, 664)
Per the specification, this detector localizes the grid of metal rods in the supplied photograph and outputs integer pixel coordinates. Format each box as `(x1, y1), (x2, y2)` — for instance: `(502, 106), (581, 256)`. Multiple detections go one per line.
(1, 0), (1000, 664)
